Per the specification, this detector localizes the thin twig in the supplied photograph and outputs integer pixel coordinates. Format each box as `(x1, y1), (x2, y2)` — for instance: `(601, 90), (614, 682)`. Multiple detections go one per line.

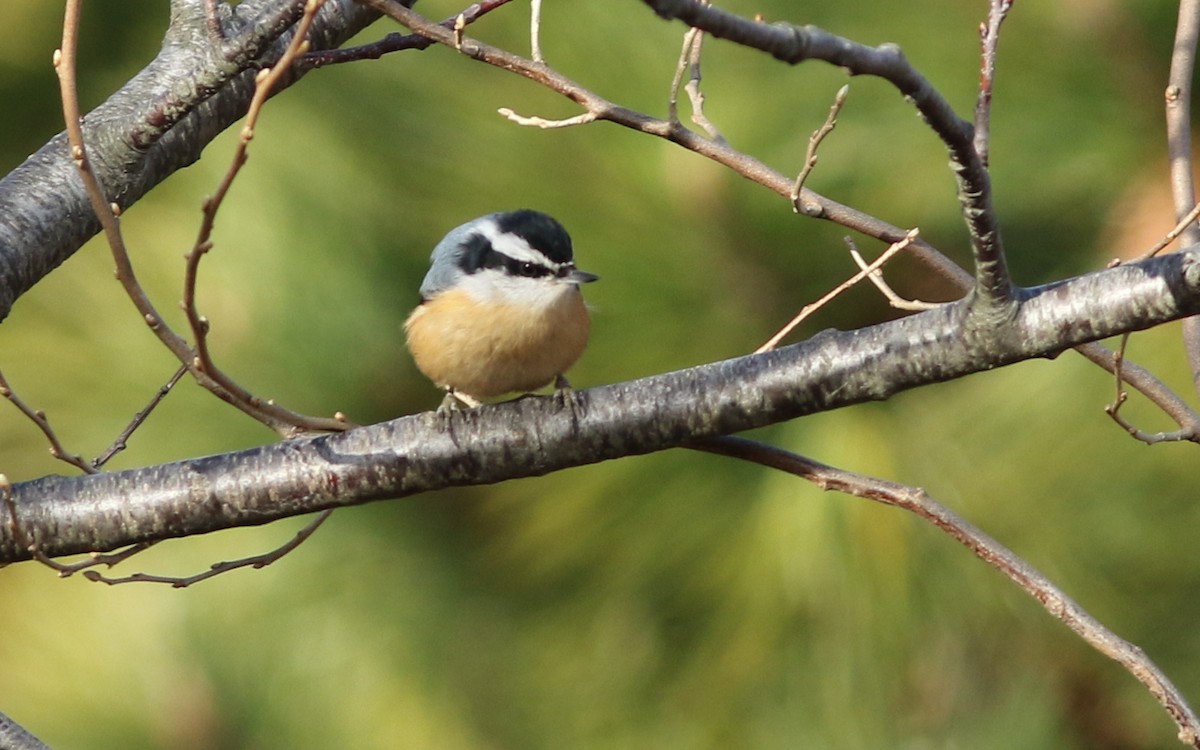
(1105, 334), (1199, 443)
(0, 368), (96, 474)
(756, 228), (919, 353)
(92, 364), (189, 469)
(973, 0), (1013, 165)
(681, 39), (724, 142)
(55, 0), (182, 365)
(301, 0), (515, 67)
(668, 13), (725, 143)
(49, 543), (160, 576)
(1078, 341), (1200, 443)
(690, 436), (1200, 748)
(496, 108), (596, 128)
(530, 0), (544, 63)
(82, 510), (333, 587)
(791, 84), (850, 211)
(1139, 199), (1200, 259)
(667, 27), (696, 125)
(847, 238), (939, 311)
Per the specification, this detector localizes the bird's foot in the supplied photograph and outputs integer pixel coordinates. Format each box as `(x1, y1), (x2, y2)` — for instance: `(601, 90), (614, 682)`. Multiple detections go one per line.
(437, 389), (481, 414)
(552, 374), (586, 420)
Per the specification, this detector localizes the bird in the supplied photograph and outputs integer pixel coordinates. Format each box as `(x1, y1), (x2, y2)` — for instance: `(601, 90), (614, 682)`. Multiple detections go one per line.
(404, 210), (598, 410)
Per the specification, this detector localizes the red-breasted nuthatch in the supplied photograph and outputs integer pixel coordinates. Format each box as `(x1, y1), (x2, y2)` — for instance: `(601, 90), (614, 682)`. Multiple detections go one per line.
(404, 210), (598, 409)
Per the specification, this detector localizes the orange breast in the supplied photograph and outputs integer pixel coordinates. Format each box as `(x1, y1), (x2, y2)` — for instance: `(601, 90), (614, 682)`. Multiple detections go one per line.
(404, 287), (591, 399)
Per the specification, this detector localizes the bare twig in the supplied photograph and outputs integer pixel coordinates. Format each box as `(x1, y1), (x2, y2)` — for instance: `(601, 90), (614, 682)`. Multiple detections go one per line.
(791, 83), (850, 211)
(682, 48), (724, 141)
(1077, 341), (1200, 443)
(301, 0), (515, 67)
(92, 364), (189, 469)
(668, 27), (697, 124)
(497, 108), (596, 128)
(42, 542), (160, 577)
(81, 510), (333, 587)
(1105, 334), (1200, 443)
(847, 238), (940, 311)
(756, 229), (919, 353)
(0, 368), (95, 474)
(668, 15), (725, 142)
(973, 0), (1013, 165)
(530, 0), (545, 62)
(1139, 199), (1200, 259)
(691, 436), (1200, 748)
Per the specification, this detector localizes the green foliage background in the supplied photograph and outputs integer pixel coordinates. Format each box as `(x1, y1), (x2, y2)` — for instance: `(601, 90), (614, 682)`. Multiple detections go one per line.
(0, 1), (1196, 748)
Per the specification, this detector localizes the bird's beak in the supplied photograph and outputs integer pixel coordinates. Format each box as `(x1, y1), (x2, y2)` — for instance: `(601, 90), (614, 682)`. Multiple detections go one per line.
(568, 269), (599, 284)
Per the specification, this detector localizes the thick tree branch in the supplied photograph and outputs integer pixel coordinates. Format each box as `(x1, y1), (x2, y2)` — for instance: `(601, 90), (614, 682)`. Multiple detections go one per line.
(5, 248), (1200, 562)
(0, 709), (50, 750)
(0, 0), (383, 322)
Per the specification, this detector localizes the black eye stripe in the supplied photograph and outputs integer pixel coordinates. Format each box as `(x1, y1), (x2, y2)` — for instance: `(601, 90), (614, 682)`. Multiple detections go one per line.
(457, 233), (557, 278)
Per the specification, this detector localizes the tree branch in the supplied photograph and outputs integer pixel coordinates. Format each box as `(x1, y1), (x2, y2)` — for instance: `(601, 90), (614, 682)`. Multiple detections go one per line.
(1167, 0), (1200, 396)
(4, 247), (1200, 562)
(0, 708), (50, 750)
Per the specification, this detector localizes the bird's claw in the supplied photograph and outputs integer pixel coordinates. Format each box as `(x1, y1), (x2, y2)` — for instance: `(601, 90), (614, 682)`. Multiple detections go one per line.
(552, 374), (586, 421)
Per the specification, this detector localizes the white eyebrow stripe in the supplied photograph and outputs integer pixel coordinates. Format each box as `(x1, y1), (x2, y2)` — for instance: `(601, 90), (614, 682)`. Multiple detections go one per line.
(476, 219), (561, 268)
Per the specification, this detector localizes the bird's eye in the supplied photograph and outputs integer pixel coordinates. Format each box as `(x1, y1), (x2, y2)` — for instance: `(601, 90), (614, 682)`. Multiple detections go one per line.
(519, 262), (538, 277)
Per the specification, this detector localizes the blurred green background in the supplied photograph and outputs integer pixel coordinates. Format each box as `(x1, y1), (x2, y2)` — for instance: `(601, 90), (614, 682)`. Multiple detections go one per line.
(0, 1), (1197, 748)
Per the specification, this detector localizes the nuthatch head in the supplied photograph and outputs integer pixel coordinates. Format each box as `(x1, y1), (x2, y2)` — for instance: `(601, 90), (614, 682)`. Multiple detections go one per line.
(404, 210), (598, 408)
